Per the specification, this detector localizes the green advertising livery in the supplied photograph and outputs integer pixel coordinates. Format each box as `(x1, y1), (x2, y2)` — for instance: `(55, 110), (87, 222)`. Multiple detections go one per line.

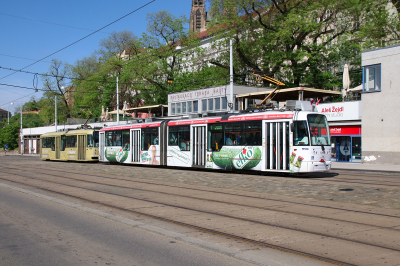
(105, 147), (129, 163)
(211, 146), (262, 170)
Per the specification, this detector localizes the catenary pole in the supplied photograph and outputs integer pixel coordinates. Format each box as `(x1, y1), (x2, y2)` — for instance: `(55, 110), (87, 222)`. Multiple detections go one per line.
(230, 39), (234, 113)
(117, 76), (119, 125)
(20, 105), (22, 154)
(55, 96), (57, 132)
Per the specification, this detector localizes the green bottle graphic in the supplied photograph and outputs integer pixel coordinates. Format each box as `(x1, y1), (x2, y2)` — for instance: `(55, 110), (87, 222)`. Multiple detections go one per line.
(289, 152), (296, 164)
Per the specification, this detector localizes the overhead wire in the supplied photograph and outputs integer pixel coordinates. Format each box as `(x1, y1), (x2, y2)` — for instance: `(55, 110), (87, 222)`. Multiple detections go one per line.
(0, 12), (111, 34)
(0, 0), (156, 81)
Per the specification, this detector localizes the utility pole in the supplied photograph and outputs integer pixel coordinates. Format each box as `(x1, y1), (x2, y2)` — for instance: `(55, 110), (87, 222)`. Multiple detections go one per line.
(7, 102), (13, 124)
(55, 96), (57, 132)
(229, 39), (234, 113)
(20, 104), (23, 154)
(117, 76), (119, 125)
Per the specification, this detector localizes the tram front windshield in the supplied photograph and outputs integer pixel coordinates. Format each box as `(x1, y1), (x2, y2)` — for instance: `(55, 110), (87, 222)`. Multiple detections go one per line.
(307, 114), (330, 146)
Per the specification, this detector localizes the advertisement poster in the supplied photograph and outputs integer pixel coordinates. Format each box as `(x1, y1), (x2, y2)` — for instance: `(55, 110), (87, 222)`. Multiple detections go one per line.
(141, 145), (160, 165)
(105, 147), (129, 163)
(168, 146), (191, 166)
(210, 146), (262, 170)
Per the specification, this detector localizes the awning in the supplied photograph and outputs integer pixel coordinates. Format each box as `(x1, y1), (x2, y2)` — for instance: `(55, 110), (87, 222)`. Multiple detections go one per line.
(235, 87), (342, 101)
(123, 104), (168, 112)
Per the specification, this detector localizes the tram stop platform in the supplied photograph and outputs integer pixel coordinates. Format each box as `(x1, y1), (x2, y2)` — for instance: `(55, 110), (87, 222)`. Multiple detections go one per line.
(332, 161), (400, 173)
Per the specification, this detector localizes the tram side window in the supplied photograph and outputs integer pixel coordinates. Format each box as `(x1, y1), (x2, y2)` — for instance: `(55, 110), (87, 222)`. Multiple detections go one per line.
(50, 137), (55, 151)
(87, 134), (94, 147)
(208, 124), (223, 151)
(41, 137), (55, 150)
(293, 121), (309, 146)
(66, 136), (77, 148)
(242, 121), (262, 146)
(87, 131), (99, 148)
(169, 125), (190, 151)
(224, 123), (242, 146)
(122, 130), (130, 151)
(105, 131), (122, 146)
(141, 127), (159, 151)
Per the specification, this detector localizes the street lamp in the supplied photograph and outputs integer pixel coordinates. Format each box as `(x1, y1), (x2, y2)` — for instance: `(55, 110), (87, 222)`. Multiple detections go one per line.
(7, 102), (13, 125)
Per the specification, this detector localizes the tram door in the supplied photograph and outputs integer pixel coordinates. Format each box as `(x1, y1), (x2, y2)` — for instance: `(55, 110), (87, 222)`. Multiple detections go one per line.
(131, 129), (141, 163)
(265, 122), (290, 170)
(78, 135), (86, 160)
(192, 126), (206, 167)
(56, 136), (61, 159)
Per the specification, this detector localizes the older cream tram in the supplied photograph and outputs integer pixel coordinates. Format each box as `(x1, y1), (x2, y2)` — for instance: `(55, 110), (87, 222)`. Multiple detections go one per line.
(40, 128), (99, 161)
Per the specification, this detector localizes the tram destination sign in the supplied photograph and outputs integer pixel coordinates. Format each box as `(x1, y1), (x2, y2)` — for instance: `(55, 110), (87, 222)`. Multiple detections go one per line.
(317, 101), (361, 121)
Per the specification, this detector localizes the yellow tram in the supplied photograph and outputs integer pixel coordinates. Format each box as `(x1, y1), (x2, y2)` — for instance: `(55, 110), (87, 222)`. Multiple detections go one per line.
(40, 128), (99, 162)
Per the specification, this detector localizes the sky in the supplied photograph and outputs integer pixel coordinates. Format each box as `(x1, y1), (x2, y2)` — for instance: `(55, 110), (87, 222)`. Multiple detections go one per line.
(0, 0), (197, 115)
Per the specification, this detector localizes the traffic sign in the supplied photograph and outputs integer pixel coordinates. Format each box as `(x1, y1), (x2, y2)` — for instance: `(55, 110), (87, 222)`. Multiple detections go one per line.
(4, 144), (8, 149)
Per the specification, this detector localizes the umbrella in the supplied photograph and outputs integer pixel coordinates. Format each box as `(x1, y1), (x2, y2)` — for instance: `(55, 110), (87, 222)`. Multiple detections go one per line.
(342, 64), (350, 101)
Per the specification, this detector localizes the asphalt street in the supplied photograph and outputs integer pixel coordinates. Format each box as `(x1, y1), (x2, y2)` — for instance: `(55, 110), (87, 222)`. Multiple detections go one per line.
(0, 185), (258, 266)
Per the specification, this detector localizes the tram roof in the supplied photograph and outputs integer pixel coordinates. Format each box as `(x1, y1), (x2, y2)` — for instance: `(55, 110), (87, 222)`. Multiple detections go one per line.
(235, 87), (342, 101)
(41, 128), (98, 137)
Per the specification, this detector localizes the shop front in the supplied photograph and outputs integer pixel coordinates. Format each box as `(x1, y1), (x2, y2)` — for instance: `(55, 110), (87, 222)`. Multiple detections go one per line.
(317, 101), (362, 163)
(330, 125), (362, 163)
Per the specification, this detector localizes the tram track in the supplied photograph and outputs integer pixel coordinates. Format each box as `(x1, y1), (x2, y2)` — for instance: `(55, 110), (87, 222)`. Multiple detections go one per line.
(6, 165), (400, 218)
(3, 165), (400, 231)
(0, 175), (355, 266)
(1, 167), (400, 265)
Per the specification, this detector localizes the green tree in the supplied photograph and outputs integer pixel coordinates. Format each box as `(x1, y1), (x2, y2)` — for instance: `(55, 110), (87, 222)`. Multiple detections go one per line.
(207, 0), (398, 89)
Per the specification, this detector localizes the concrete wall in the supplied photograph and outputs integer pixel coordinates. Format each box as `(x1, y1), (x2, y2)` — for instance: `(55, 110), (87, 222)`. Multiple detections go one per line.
(361, 44), (400, 164)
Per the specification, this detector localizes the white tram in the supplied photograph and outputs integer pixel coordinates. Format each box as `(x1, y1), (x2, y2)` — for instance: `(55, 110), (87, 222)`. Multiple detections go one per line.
(99, 101), (331, 173)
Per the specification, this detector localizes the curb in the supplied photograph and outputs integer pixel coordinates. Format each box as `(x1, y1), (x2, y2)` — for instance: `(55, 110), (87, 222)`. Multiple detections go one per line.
(332, 168), (400, 174)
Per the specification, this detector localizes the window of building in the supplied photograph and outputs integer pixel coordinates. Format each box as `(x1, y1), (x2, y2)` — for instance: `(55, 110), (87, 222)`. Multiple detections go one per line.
(141, 127), (159, 151)
(208, 98), (213, 111)
(363, 64), (381, 92)
(222, 97), (227, 110)
(171, 103), (176, 115)
(193, 101), (198, 112)
(188, 101), (192, 113)
(176, 102), (181, 114)
(182, 102), (186, 113)
(202, 99), (207, 112)
(215, 98), (220, 110)
(169, 125), (190, 151)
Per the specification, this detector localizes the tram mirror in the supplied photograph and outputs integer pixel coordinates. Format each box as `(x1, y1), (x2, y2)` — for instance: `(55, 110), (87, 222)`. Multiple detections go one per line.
(290, 123), (294, 132)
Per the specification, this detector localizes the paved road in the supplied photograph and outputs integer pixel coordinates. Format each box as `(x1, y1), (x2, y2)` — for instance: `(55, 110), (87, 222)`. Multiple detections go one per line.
(0, 185), (259, 266)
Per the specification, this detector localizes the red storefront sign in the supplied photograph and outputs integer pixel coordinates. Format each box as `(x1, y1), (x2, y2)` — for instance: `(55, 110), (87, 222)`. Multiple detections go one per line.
(329, 125), (361, 136)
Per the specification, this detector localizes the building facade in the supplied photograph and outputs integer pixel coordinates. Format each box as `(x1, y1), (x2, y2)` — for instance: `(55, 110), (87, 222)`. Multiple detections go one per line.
(361, 44), (400, 164)
(317, 101), (362, 163)
(168, 85), (270, 116)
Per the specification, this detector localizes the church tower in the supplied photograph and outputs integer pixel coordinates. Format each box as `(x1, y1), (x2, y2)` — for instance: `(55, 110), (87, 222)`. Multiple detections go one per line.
(190, 0), (207, 32)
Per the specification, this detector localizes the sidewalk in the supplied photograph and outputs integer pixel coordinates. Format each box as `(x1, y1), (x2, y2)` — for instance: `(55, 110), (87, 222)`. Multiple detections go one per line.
(332, 161), (400, 173)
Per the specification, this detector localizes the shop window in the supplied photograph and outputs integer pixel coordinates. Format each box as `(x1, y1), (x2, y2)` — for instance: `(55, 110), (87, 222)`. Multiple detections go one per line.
(171, 103), (176, 115)
(188, 101), (192, 113)
(363, 64), (381, 92)
(215, 98), (220, 110)
(193, 101), (198, 112)
(141, 127), (158, 151)
(208, 98), (213, 111)
(182, 102), (186, 113)
(222, 97), (227, 110)
(202, 99), (207, 112)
